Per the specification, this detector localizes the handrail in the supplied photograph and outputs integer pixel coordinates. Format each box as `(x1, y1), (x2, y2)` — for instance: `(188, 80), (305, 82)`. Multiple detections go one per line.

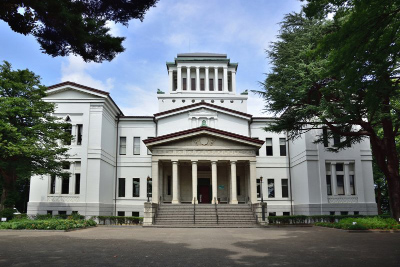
(214, 197), (219, 225)
(193, 197), (196, 224)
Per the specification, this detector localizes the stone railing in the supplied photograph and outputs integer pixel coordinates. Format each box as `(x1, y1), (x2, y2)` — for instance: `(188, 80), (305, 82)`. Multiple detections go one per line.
(143, 202), (158, 226)
(328, 196), (358, 203)
(47, 195), (80, 203)
(251, 202), (268, 225)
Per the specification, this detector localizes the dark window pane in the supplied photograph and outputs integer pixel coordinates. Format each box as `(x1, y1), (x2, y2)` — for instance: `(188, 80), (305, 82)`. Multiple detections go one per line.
(133, 137), (140, 155)
(167, 176), (171, 195)
(337, 175), (344, 195)
(61, 177), (69, 194)
(183, 78), (187, 90)
(118, 178), (125, 197)
(282, 179), (288, 198)
(336, 163), (343, 172)
(47, 210), (52, 215)
(75, 174), (80, 194)
(62, 161), (70, 169)
(236, 176), (240, 196)
(218, 79), (222, 91)
(133, 178), (140, 197)
(200, 78), (205, 91)
(50, 175), (56, 194)
(279, 138), (286, 156)
(326, 175), (332, 195)
(268, 179), (275, 198)
(333, 133), (341, 146)
(350, 175), (355, 195)
(266, 138), (273, 156)
(354, 211), (359, 215)
(209, 79), (214, 91)
(132, 212), (140, 217)
(323, 127), (329, 147)
(77, 124), (83, 145)
(283, 212), (290, 216)
(256, 179), (260, 198)
(118, 211), (125, 217)
(340, 211), (348, 215)
(191, 78), (196, 90)
(64, 124), (72, 145)
(119, 137), (126, 155)
(269, 212), (276, 216)
(330, 211), (335, 215)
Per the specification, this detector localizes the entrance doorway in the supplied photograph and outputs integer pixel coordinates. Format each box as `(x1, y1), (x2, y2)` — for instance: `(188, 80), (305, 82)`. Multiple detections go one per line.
(198, 178), (211, 203)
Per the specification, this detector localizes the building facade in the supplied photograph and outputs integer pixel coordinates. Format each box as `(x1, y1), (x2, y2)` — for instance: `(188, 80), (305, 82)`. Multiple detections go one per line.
(27, 53), (378, 218)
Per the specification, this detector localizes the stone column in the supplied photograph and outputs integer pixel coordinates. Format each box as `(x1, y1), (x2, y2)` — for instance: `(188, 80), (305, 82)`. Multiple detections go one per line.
(223, 67), (228, 92)
(231, 71), (236, 94)
(344, 162), (351, 195)
(249, 161), (257, 203)
(187, 67), (191, 91)
(231, 161), (238, 204)
(331, 162), (337, 196)
(169, 70), (174, 92)
(70, 162), (75, 194)
(159, 162), (163, 202)
(196, 67), (200, 91)
(205, 67), (209, 91)
(211, 161), (218, 204)
(192, 161), (198, 203)
(172, 161), (179, 204)
(152, 160), (159, 203)
(214, 68), (218, 91)
(177, 67), (182, 92)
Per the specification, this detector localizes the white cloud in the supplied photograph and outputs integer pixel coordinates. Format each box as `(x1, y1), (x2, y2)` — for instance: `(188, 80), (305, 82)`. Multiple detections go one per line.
(60, 56), (114, 92)
(119, 85), (158, 116)
(105, 21), (121, 37)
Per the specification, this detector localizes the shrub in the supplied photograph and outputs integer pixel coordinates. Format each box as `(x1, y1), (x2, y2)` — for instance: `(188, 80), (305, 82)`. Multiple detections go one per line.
(316, 217), (398, 230)
(95, 216), (143, 225)
(0, 217), (97, 230)
(0, 208), (14, 220)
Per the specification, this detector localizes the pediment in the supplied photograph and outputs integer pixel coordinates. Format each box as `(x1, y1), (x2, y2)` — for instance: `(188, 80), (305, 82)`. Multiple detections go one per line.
(45, 88), (105, 99)
(159, 134), (253, 149)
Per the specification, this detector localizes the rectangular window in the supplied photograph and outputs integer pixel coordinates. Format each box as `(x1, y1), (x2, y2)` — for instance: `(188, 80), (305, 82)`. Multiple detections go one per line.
(326, 175), (332, 195)
(340, 211), (348, 215)
(183, 78), (187, 90)
(62, 161), (70, 169)
(47, 210), (52, 215)
(209, 79), (214, 91)
(61, 177), (69, 194)
(279, 138), (286, 156)
(323, 127), (329, 147)
(266, 138), (273, 156)
(59, 211), (67, 215)
(333, 133), (341, 146)
(133, 178), (140, 197)
(119, 137), (126, 155)
(330, 211), (335, 215)
(336, 163), (344, 172)
(336, 175), (345, 195)
(118, 178), (125, 197)
(283, 212), (290, 216)
(236, 176), (241, 196)
(132, 212), (140, 217)
(268, 179), (275, 198)
(191, 78), (196, 90)
(147, 137), (153, 155)
(64, 124), (72, 145)
(77, 124), (83, 145)
(200, 78), (205, 91)
(269, 212), (276, 217)
(354, 211), (359, 215)
(147, 179), (152, 198)
(50, 174), (56, 194)
(118, 211), (125, 217)
(218, 79), (222, 91)
(350, 175), (356, 195)
(133, 137), (140, 155)
(256, 179), (260, 198)
(75, 174), (80, 194)
(281, 179), (289, 198)
(167, 176), (171, 195)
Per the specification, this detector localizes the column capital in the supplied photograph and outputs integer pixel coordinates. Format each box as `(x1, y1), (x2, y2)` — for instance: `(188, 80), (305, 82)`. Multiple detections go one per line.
(205, 66), (209, 69)
(331, 162), (337, 165)
(344, 162), (350, 165)
(211, 160), (217, 164)
(191, 160), (198, 164)
(230, 160), (237, 164)
(196, 66), (200, 69)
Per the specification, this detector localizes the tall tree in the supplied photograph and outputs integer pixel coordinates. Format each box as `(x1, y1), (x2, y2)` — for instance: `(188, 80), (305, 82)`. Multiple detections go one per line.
(0, 61), (72, 210)
(257, 0), (400, 220)
(0, 0), (158, 62)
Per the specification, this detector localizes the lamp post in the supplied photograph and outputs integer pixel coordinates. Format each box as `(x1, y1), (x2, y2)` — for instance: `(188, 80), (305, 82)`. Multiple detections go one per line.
(260, 176), (266, 221)
(147, 176), (152, 202)
(260, 176), (264, 203)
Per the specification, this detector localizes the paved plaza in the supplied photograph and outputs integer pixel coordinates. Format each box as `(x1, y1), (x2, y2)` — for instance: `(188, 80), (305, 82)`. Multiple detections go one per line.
(0, 226), (399, 266)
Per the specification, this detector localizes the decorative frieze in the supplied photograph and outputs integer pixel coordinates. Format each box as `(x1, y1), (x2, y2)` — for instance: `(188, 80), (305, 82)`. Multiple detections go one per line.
(328, 196), (358, 203)
(152, 149), (256, 156)
(47, 195), (80, 203)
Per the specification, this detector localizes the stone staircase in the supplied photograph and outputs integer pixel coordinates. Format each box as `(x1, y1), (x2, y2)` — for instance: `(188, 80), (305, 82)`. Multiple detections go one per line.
(154, 204), (258, 228)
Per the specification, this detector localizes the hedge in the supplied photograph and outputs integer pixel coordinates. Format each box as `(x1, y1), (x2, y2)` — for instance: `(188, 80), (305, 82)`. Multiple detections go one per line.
(267, 215), (391, 225)
(0, 218), (97, 230)
(94, 216), (143, 225)
(315, 217), (400, 230)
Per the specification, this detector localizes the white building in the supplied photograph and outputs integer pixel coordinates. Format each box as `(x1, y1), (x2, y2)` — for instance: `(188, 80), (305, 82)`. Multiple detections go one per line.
(28, 53), (377, 218)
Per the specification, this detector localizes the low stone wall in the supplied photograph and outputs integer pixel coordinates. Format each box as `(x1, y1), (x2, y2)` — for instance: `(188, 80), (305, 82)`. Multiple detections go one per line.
(143, 202), (158, 226)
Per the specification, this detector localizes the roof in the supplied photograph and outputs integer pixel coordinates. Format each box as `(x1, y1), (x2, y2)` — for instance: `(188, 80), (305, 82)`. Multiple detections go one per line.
(143, 126), (265, 146)
(46, 81), (124, 116)
(177, 53), (227, 58)
(47, 81), (109, 96)
(154, 102), (252, 119)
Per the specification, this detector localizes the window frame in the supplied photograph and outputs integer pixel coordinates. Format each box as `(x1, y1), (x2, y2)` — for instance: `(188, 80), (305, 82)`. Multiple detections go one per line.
(281, 179), (289, 198)
(268, 179), (275, 198)
(119, 137), (127, 155)
(266, 138), (273, 156)
(118, 178), (126, 197)
(209, 78), (214, 91)
(133, 137), (140, 155)
(132, 178), (140, 197)
(279, 138), (286, 156)
(75, 173), (81, 194)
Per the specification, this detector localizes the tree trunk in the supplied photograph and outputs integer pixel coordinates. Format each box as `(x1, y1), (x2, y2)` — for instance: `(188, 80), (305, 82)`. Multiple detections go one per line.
(0, 188), (6, 211)
(376, 185), (382, 215)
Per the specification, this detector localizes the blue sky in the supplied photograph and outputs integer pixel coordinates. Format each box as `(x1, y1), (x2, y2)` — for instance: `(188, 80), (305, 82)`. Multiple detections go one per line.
(0, 0), (302, 116)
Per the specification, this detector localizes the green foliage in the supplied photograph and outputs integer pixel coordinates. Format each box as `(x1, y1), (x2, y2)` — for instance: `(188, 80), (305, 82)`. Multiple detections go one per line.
(0, 218), (96, 230)
(315, 217), (399, 230)
(268, 215), (391, 225)
(95, 216), (143, 225)
(0, 208), (14, 220)
(0, 0), (158, 62)
(0, 61), (72, 209)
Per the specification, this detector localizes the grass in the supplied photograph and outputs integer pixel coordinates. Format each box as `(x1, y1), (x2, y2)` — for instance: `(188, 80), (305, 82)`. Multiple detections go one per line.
(0, 217), (97, 230)
(315, 217), (400, 230)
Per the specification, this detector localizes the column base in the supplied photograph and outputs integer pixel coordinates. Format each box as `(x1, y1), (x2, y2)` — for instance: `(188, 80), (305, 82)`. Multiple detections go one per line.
(212, 198), (218, 204)
(230, 199), (238, 204)
(172, 199), (180, 204)
(192, 200), (198, 204)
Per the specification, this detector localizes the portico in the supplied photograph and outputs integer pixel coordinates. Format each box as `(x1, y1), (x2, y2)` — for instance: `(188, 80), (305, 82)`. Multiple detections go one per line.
(143, 127), (263, 205)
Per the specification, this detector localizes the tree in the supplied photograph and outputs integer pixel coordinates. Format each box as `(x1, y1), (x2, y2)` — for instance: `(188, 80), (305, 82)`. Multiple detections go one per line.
(0, 61), (72, 210)
(0, 0), (158, 62)
(257, 0), (400, 220)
